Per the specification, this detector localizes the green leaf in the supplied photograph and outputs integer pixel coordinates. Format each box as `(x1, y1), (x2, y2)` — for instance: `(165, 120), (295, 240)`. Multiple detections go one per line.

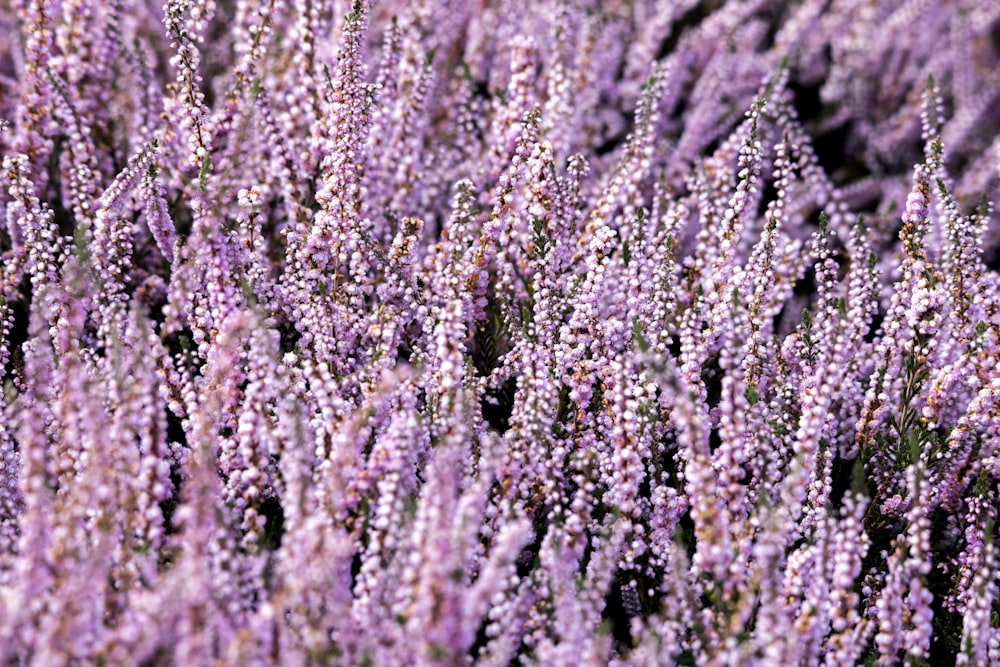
(851, 457), (868, 496)
(936, 177), (949, 198)
(199, 152), (210, 192)
(632, 317), (649, 352)
(531, 216), (550, 259)
(744, 382), (759, 406)
(237, 272), (257, 305)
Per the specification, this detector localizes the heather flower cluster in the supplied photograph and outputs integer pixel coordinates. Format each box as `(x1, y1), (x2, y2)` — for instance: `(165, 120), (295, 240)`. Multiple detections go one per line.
(1, 0), (999, 664)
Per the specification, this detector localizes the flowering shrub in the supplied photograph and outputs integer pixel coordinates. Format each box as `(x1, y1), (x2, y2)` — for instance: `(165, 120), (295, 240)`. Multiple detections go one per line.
(1, 0), (999, 664)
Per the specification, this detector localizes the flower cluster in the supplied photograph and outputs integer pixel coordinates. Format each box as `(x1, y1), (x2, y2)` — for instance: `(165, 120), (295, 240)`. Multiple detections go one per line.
(1, 0), (999, 664)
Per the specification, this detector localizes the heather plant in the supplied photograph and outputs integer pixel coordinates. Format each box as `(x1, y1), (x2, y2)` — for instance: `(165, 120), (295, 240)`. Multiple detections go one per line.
(0, 0), (999, 665)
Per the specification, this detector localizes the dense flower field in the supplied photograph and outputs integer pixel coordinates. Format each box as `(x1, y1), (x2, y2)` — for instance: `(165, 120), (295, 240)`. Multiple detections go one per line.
(1, 0), (999, 664)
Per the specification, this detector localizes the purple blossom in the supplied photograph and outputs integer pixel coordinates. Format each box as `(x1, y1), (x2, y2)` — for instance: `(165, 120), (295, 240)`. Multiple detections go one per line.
(1, 0), (999, 664)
